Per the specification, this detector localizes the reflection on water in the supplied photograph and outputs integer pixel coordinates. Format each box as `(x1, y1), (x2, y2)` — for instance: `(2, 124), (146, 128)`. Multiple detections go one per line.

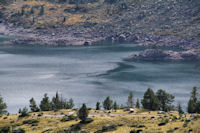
(0, 41), (199, 113)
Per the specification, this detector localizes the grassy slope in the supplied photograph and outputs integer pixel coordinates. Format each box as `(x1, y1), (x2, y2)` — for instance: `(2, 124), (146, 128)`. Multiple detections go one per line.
(1, 0), (108, 28)
(1, 109), (200, 133)
(1, 0), (200, 40)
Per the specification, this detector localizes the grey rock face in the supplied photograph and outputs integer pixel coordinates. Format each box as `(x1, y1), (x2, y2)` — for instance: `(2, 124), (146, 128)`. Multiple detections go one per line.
(128, 49), (200, 61)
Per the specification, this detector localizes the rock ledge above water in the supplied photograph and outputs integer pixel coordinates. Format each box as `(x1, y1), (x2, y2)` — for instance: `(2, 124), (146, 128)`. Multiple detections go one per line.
(127, 49), (200, 61)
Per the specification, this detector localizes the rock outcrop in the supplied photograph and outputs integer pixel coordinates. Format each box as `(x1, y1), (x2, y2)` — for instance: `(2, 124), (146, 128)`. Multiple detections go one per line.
(127, 49), (200, 61)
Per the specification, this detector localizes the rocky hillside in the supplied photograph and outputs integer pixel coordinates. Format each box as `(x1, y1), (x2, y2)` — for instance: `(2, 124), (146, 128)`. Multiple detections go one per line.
(0, 0), (200, 48)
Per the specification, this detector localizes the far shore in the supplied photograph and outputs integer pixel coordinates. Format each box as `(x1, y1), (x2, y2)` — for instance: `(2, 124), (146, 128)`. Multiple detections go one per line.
(1, 23), (200, 50)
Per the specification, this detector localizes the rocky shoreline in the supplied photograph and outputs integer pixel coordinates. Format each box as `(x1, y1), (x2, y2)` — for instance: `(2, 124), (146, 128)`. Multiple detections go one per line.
(127, 49), (200, 62)
(0, 23), (107, 46)
(0, 23), (200, 50)
(1, 23), (200, 62)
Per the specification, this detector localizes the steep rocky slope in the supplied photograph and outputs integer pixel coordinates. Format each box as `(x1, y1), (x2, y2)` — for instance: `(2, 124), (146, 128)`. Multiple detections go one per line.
(0, 0), (200, 48)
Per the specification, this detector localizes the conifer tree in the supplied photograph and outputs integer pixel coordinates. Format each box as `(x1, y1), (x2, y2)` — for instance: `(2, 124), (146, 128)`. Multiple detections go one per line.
(51, 92), (62, 110)
(29, 97), (39, 112)
(156, 89), (174, 112)
(187, 87), (198, 113)
(78, 103), (88, 123)
(136, 98), (140, 109)
(96, 102), (101, 110)
(113, 101), (118, 110)
(40, 93), (51, 111)
(66, 98), (74, 109)
(177, 102), (184, 115)
(127, 92), (134, 107)
(19, 107), (29, 117)
(103, 96), (113, 110)
(141, 88), (159, 111)
(0, 95), (7, 114)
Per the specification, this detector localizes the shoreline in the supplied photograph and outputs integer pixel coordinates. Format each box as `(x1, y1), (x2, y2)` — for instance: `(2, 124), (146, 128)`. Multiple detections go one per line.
(0, 23), (200, 50)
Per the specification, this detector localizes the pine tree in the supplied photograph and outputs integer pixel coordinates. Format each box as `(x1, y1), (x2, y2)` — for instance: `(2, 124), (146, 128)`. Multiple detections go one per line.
(127, 92), (134, 107)
(136, 99), (140, 109)
(141, 88), (159, 111)
(156, 89), (174, 112)
(78, 103), (88, 123)
(103, 96), (113, 110)
(196, 101), (200, 113)
(51, 92), (62, 110)
(29, 97), (39, 112)
(187, 87), (198, 113)
(177, 103), (184, 115)
(113, 101), (118, 110)
(96, 102), (101, 110)
(67, 98), (74, 109)
(0, 95), (7, 114)
(40, 93), (51, 111)
(19, 107), (29, 117)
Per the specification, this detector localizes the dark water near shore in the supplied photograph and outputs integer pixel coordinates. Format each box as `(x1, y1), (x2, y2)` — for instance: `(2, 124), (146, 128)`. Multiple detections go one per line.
(0, 36), (200, 113)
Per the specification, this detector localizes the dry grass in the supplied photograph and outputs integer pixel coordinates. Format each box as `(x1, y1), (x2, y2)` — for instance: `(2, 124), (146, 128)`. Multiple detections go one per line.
(2, 0), (108, 28)
(0, 109), (200, 133)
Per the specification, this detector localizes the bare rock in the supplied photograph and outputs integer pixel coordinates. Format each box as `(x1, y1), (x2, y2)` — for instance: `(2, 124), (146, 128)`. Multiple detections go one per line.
(127, 49), (200, 61)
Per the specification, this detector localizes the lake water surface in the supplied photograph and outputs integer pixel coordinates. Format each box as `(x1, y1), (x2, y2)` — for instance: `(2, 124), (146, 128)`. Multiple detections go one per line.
(0, 36), (200, 113)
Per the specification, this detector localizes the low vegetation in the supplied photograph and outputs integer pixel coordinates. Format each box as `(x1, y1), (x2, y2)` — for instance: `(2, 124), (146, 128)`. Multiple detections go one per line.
(0, 87), (200, 132)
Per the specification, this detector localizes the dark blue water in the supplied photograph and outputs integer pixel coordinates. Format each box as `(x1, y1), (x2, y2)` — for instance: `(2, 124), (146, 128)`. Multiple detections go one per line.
(0, 36), (200, 113)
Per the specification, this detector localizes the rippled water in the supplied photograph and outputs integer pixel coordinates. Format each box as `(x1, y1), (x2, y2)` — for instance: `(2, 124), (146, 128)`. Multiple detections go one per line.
(0, 36), (200, 113)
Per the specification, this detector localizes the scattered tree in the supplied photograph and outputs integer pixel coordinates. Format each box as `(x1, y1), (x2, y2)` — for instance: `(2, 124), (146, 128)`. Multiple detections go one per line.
(19, 107), (29, 117)
(127, 92), (134, 108)
(51, 92), (74, 110)
(65, 98), (74, 109)
(51, 92), (63, 110)
(141, 88), (159, 111)
(136, 99), (140, 109)
(0, 95), (7, 114)
(29, 98), (39, 112)
(96, 101), (101, 110)
(177, 102), (184, 115)
(113, 101), (119, 110)
(156, 89), (174, 112)
(187, 87), (198, 113)
(78, 103), (88, 123)
(103, 96), (113, 110)
(40, 93), (51, 111)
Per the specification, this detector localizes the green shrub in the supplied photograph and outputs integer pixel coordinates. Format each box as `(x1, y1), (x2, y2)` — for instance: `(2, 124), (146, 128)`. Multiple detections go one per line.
(12, 128), (25, 133)
(19, 107), (29, 118)
(158, 122), (167, 126)
(183, 122), (187, 127)
(130, 130), (136, 133)
(129, 125), (137, 127)
(22, 119), (39, 125)
(80, 118), (93, 124)
(0, 126), (10, 133)
(117, 123), (123, 126)
(185, 119), (191, 123)
(137, 125), (145, 128)
(193, 115), (200, 120)
(94, 130), (102, 133)
(167, 129), (174, 133)
(38, 113), (43, 117)
(70, 124), (81, 131)
(174, 127), (179, 130)
(102, 124), (117, 132)
(61, 115), (77, 122)
(130, 130), (142, 133)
